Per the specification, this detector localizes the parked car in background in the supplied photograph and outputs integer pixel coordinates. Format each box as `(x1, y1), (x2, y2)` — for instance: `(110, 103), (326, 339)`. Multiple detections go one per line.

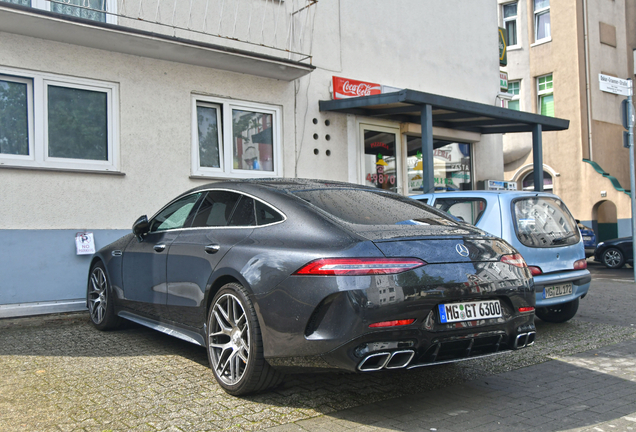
(412, 191), (591, 323)
(576, 220), (596, 257)
(88, 179), (536, 395)
(594, 237), (634, 269)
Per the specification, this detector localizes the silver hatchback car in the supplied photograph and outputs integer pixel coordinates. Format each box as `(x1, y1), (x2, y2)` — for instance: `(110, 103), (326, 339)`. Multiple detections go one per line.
(412, 191), (591, 323)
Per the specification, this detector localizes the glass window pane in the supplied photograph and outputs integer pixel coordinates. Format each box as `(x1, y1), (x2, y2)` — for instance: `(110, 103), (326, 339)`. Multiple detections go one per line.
(503, 3), (517, 18)
(509, 81), (520, 95)
(540, 94), (554, 117)
(434, 198), (487, 225)
(51, 0), (106, 22)
(534, 0), (549, 10)
(364, 129), (398, 192)
(255, 200), (284, 225)
(0, 79), (29, 155)
(508, 100), (520, 110)
(513, 196), (579, 248)
(434, 142), (471, 192)
(536, 11), (551, 40)
(505, 20), (517, 46)
(232, 109), (274, 171)
(292, 189), (455, 227)
(191, 191), (241, 227)
(0, 0), (31, 5)
(197, 105), (221, 168)
(228, 196), (256, 226)
(48, 85), (108, 160)
(150, 193), (201, 232)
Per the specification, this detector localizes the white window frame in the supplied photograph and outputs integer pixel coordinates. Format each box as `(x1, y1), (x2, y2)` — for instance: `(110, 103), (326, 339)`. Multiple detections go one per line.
(537, 73), (554, 116)
(502, 2), (519, 48)
(508, 80), (521, 110)
(0, 67), (120, 172)
(191, 95), (282, 179)
(533, 0), (551, 43)
(30, 0), (117, 24)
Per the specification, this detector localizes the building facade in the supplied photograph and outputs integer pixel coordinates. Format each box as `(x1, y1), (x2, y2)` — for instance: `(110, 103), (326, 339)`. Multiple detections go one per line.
(1, 0), (508, 317)
(499, 0), (636, 239)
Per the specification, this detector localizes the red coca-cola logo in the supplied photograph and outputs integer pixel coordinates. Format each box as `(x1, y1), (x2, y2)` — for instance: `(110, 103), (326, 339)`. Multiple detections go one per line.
(333, 76), (382, 99)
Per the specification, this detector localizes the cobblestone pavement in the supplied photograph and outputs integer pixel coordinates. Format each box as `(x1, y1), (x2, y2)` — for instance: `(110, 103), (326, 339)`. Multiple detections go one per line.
(1, 274), (636, 431)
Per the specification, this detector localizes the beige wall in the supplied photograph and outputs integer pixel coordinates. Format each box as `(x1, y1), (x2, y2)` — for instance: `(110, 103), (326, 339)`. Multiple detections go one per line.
(0, 32), (295, 229)
(500, 0), (635, 224)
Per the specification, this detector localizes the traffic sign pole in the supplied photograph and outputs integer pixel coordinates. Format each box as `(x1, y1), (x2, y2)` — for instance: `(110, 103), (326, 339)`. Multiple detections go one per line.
(627, 79), (636, 282)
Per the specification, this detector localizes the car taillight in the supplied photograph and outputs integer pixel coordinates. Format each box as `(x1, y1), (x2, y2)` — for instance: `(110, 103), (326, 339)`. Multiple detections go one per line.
(574, 259), (587, 270)
(519, 307), (535, 313)
(293, 258), (427, 276)
(528, 266), (543, 276)
(369, 319), (416, 328)
(500, 253), (528, 268)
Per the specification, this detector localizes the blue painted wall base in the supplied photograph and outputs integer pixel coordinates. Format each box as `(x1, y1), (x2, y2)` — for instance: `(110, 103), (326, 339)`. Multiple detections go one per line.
(0, 230), (129, 311)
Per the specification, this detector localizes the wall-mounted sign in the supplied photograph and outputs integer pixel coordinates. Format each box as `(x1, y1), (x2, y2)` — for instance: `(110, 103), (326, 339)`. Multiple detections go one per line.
(333, 76), (382, 99)
(599, 74), (631, 96)
(498, 27), (507, 66)
(75, 232), (96, 255)
(500, 71), (508, 92)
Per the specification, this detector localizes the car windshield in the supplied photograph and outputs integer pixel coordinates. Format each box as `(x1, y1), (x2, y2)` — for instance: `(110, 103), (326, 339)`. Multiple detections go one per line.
(292, 188), (459, 226)
(513, 197), (580, 248)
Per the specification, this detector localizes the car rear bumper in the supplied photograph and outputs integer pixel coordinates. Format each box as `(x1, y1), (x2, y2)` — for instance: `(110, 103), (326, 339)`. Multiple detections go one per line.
(533, 269), (591, 307)
(257, 262), (535, 373)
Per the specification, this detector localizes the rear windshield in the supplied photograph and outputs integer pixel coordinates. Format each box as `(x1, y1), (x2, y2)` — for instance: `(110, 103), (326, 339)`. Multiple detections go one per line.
(513, 197), (580, 248)
(291, 188), (458, 226)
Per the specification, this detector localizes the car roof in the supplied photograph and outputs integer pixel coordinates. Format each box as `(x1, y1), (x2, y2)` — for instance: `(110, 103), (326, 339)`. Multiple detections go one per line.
(184, 178), (383, 196)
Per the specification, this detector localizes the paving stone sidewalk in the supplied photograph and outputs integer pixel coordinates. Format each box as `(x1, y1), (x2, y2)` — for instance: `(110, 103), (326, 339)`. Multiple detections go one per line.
(265, 338), (636, 432)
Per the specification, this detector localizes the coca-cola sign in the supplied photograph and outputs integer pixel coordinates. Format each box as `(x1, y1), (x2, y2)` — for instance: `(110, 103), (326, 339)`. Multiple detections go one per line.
(332, 76), (382, 99)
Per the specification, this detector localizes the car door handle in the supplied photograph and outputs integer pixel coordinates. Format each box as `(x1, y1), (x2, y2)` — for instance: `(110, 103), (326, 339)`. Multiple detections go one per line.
(153, 244), (166, 253)
(205, 244), (221, 254)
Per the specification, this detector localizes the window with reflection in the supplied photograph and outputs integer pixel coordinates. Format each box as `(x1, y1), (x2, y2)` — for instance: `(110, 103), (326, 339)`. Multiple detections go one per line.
(407, 137), (472, 194)
(363, 129), (398, 193)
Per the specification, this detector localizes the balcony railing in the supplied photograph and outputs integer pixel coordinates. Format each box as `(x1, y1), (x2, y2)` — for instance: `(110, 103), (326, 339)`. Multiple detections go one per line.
(1, 0), (317, 63)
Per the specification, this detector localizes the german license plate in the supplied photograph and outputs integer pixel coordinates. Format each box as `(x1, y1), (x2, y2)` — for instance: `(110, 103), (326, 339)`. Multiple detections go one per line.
(438, 300), (502, 323)
(543, 283), (573, 299)
(583, 236), (592, 241)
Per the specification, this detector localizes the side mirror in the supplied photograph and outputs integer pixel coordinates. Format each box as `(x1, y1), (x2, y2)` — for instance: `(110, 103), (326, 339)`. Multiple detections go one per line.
(132, 215), (150, 239)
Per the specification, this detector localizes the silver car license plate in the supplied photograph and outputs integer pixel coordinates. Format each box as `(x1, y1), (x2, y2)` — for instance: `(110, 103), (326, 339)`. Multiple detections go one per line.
(543, 283), (573, 299)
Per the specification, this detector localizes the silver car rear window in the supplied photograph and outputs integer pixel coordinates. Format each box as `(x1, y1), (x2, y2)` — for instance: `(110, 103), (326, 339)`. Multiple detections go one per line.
(513, 197), (580, 248)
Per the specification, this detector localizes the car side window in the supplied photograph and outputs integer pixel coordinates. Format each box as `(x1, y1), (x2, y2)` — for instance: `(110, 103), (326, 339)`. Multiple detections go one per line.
(228, 196), (256, 226)
(434, 198), (487, 225)
(255, 200), (284, 225)
(149, 193), (202, 232)
(190, 191), (241, 227)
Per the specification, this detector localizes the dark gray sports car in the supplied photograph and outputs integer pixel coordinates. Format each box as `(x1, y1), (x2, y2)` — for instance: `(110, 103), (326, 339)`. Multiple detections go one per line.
(87, 179), (536, 395)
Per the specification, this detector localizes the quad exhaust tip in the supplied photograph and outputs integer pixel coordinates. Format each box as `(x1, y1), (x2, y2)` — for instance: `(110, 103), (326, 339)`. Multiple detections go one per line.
(514, 331), (536, 349)
(358, 350), (415, 372)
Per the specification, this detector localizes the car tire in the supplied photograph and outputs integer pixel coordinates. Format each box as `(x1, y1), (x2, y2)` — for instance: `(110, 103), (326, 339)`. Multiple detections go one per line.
(602, 248), (625, 269)
(207, 283), (283, 396)
(535, 298), (579, 323)
(87, 261), (122, 330)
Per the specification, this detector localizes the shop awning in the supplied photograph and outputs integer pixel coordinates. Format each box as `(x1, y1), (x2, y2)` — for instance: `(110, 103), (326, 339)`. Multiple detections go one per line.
(319, 89), (570, 192)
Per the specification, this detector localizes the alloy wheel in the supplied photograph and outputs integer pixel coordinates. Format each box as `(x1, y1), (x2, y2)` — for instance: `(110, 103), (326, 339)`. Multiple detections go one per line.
(208, 293), (251, 385)
(88, 266), (108, 324)
(604, 249), (623, 268)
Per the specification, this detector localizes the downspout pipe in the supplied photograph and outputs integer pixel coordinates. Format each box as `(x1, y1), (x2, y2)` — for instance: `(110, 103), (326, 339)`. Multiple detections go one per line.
(582, 0), (593, 160)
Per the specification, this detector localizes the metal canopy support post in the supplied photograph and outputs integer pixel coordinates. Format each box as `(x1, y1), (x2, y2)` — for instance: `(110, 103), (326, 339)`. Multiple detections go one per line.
(532, 123), (544, 192)
(626, 79), (636, 282)
(421, 104), (434, 194)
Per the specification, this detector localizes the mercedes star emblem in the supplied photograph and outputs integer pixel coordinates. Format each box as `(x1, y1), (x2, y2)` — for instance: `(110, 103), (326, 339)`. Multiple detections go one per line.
(455, 244), (470, 257)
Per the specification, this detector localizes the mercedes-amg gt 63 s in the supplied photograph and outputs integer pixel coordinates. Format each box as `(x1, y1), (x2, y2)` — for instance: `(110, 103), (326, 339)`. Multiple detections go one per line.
(87, 179), (535, 395)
